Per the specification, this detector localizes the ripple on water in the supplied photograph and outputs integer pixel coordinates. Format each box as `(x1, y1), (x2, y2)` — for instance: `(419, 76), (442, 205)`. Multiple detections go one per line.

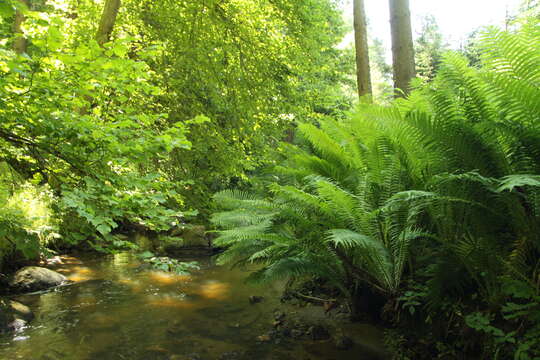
(147, 271), (191, 286)
(146, 293), (196, 310)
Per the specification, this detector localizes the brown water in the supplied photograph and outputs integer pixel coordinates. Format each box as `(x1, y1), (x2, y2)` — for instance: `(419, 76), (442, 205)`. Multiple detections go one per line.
(0, 253), (387, 360)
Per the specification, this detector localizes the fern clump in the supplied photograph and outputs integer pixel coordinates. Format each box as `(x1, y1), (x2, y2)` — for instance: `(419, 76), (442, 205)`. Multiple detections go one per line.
(211, 25), (540, 359)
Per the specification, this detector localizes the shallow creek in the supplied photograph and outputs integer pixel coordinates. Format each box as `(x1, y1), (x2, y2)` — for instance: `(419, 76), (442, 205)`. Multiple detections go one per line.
(0, 253), (387, 360)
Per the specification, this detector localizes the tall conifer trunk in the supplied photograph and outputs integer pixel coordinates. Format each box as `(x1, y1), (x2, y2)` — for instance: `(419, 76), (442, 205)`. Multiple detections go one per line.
(353, 0), (372, 99)
(389, 0), (415, 97)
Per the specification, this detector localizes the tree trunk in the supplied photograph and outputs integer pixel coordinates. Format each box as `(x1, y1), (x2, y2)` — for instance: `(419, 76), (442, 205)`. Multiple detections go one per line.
(353, 0), (372, 100)
(389, 0), (415, 97)
(12, 0), (30, 54)
(79, 0), (121, 114)
(96, 0), (121, 46)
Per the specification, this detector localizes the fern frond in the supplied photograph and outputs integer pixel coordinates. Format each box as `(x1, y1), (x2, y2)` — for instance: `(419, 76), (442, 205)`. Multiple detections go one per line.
(496, 174), (540, 193)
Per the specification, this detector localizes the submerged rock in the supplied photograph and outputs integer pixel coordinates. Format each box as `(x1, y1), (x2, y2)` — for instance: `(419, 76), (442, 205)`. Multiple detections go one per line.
(7, 318), (27, 332)
(0, 299), (34, 333)
(167, 320), (190, 336)
(143, 345), (170, 359)
(273, 311), (286, 321)
(164, 225), (214, 256)
(10, 266), (67, 292)
(169, 353), (202, 360)
(333, 312), (351, 321)
(249, 295), (264, 304)
(170, 225), (207, 246)
(7, 300), (34, 321)
(256, 334), (272, 343)
(218, 351), (242, 360)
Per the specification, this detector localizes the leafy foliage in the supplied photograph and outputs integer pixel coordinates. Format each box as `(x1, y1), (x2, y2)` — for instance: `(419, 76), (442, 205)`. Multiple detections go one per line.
(123, 0), (355, 218)
(137, 251), (199, 275)
(0, 179), (59, 268)
(0, 0), (354, 266)
(0, 1), (196, 254)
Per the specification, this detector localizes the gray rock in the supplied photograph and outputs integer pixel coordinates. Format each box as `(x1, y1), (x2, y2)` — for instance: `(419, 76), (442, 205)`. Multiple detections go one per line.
(165, 225), (211, 256)
(10, 266), (67, 292)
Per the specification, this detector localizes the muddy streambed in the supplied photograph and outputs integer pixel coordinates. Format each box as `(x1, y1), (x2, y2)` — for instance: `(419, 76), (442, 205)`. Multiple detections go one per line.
(0, 253), (387, 360)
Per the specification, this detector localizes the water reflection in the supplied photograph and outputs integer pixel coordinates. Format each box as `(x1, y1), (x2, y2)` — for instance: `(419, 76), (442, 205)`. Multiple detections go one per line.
(146, 293), (195, 310)
(0, 253), (387, 360)
(148, 271), (191, 286)
(198, 280), (230, 300)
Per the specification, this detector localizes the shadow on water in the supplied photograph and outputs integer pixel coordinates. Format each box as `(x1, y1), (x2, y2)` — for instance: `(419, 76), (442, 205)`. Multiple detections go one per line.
(0, 251), (388, 360)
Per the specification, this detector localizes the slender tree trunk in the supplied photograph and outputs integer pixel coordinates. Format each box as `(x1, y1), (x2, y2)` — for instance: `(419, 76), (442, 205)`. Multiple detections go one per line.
(353, 0), (372, 100)
(389, 0), (415, 97)
(78, 0), (121, 114)
(13, 0), (30, 54)
(96, 0), (121, 46)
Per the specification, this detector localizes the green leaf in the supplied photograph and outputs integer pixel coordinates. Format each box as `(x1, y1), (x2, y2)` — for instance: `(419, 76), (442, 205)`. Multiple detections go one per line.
(0, 2), (14, 18)
(96, 224), (112, 235)
(138, 251), (155, 259)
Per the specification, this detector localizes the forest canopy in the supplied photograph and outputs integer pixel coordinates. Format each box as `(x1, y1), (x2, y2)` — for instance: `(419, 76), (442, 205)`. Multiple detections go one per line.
(0, 0), (353, 252)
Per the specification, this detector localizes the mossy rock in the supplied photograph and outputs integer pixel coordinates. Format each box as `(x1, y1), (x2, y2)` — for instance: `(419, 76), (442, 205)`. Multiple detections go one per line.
(164, 225), (212, 255)
(9, 266), (67, 292)
(169, 225), (208, 247)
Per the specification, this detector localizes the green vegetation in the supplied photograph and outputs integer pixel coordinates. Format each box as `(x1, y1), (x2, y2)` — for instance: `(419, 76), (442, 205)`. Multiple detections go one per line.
(212, 24), (540, 359)
(1, 0), (539, 358)
(0, 0), (350, 260)
(0, 180), (58, 268)
(137, 251), (199, 275)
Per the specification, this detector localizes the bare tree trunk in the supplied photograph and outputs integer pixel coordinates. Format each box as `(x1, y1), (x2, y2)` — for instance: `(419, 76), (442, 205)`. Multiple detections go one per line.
(389, 0), (415, 97)
(353, 0), (372, 100)
(13, 0), (30, 54)
(96, 0), (121, 46)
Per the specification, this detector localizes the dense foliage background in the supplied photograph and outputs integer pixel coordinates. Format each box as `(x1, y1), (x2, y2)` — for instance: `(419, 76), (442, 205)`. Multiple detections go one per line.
(1, 0), (539, 358)
(0, 0), (354, 260)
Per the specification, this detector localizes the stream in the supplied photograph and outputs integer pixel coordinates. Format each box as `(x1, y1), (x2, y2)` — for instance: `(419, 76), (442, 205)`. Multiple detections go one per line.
(0, 252), (388, 360)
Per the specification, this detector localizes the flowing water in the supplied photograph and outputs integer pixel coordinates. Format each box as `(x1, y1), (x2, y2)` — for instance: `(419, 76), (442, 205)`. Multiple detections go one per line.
(0, 252), (387, 360)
